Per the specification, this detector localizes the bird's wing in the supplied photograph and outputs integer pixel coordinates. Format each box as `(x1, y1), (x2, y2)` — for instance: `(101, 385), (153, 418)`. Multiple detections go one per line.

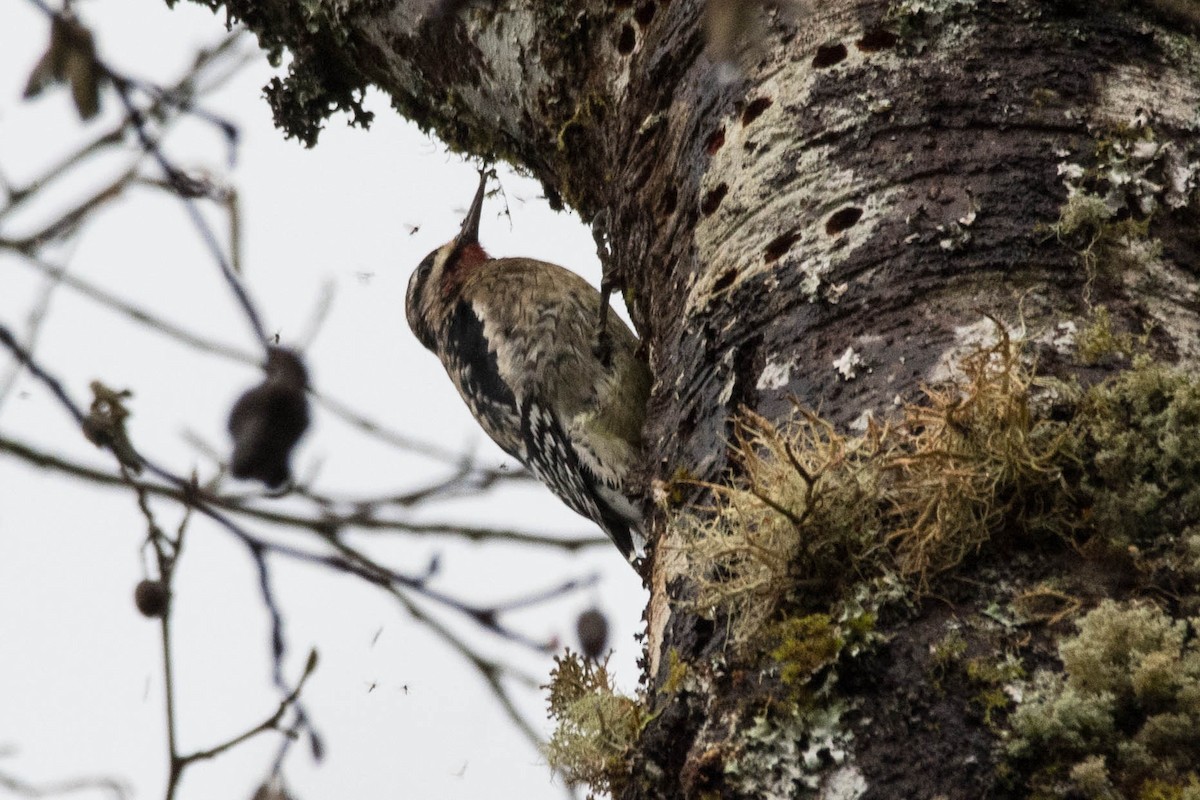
(520, 398), (637, 559)
(444, 299), (524, 460)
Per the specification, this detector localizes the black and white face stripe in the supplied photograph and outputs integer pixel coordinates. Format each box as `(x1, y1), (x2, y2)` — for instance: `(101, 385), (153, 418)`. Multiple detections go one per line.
(406, 248), (444, 351)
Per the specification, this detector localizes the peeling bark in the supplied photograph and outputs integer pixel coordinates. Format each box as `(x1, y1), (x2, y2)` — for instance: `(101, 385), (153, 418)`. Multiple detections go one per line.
(181, 0), (1200, 796)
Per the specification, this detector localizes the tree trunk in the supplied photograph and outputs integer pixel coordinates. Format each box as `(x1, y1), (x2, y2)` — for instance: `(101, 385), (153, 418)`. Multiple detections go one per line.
(189, 0), (1200, 796)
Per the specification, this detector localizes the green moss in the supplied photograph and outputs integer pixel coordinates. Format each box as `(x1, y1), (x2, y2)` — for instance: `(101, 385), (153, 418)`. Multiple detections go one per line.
(930, 629), (969, 679)
(966, 654), (1026, 686)
(1075, 358), (1200, 554)
(963, 654), (1025, 727)
(841, 608), (879, 647)
(1139, 775), (1200, 800)
(660, 649), (690, 695)
(1076, 307), (1146, 366)
(927, 629), (1025, 725)
(1007, 601), (1200, 797)
(974, 687), (1012, 727)
(765, 614), (844, 697)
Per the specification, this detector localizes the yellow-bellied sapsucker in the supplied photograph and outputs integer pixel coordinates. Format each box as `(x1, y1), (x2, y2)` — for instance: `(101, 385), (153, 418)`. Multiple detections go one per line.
(405, 172), (651, 560)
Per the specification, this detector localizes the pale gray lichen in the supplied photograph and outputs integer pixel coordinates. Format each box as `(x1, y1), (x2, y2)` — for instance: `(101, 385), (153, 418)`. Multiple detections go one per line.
(833, 347), (863, 381)
(725, 703), (855, 799)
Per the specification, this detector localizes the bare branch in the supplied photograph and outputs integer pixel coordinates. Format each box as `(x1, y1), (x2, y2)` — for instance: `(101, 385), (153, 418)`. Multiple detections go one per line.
(106, 71), (270, 351)
(180, 650), (320, 765)
(0, 166), (139, 252)
(8, 251), (259, 364)
(0, 258), (70, 414)
(0, 770), (129, 800)
(0, 30), (247, 220)
(8, 250), (532, 467)
(0, 433), (598, 548)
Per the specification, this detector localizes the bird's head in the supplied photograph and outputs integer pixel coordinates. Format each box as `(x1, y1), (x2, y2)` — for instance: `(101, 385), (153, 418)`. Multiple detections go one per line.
(406, 170), (491, 351)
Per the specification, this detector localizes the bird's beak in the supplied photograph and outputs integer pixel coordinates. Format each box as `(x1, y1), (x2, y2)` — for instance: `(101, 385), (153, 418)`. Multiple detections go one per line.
(456, 169), (488, 246)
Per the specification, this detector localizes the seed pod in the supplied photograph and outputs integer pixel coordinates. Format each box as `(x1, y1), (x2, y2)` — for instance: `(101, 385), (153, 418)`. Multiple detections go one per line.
(228, 347), (310, 489)
(576, 608), (610, 660)
(250, 779), (295, 800)
(134, 579), (169, 618)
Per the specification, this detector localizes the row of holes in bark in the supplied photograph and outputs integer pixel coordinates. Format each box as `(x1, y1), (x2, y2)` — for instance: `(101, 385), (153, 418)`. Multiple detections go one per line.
(662, 22), (891, 229)
(813, 28), (899, 68)
(698, 180), (863, 237)
(704, 207), (860, 296)
(701, 30), (898, 158)
(699, 95), (771, 157)
(620, 14), (897, 60)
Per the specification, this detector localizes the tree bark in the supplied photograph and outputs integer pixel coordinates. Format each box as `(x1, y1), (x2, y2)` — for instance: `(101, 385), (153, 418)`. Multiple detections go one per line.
(186, 0), (1200, 796)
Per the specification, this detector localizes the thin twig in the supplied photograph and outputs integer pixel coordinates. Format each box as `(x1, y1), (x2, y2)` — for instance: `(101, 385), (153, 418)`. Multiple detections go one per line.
(179, 650), (319, 765)
(0, 257), (70, 413)
(0, 431), (600, 551)
(0, 323), (598, 659)
(0, 30), (246, 221)
(9, 250), (525, 466)
(108, 70), (270, 351)
(21, 0), (266, 352)
(0, 432), (601, 549)
(0, 770), (129, 800)
(8, 251), (259, 364)
(0, 166), (139, 252)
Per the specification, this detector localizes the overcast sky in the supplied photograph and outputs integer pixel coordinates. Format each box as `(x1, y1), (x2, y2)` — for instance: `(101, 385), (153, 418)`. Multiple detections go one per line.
(0, 2), (647, 798)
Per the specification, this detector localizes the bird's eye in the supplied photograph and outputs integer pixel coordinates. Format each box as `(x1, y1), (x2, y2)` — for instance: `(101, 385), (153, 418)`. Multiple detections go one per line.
(408, 251), (438, 300)
(416, 251), (436, 278)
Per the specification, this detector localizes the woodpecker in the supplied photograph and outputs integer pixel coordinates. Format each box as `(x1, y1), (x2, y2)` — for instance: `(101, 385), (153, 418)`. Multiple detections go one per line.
(405, 172), (651, 560)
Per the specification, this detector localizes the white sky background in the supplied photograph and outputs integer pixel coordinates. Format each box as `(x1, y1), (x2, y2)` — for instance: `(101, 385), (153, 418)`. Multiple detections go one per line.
(0, 2), (647, 799)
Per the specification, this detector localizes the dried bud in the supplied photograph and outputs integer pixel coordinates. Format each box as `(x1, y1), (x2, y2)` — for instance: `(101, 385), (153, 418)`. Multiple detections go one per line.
(23, 12), (102, 120)
(134, 579), (169, 618)
(576, 608), (609, 660)
(250, 778), (296, 800)
(83, 382), (142, 474)
(228, 347), (310, 488)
